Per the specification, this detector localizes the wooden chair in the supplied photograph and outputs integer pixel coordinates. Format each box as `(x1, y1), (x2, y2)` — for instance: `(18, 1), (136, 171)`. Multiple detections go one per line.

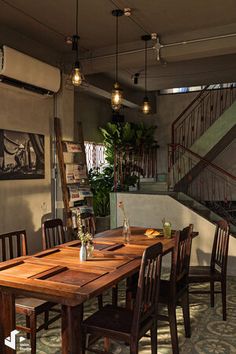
(158, 224), (193, 354)
(82, 242), (163, 354)
(189, 220), (230, 320)
(0, 230), (60, 354)
(81, 214), (96, 236)
(42, 218), (66, 250)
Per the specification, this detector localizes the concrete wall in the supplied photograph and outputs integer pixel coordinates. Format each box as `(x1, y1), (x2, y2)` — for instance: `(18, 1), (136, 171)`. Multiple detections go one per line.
(76, 90), (158, 143)
(76, 92), (111, 143)
(0, 74), (74, 254)
(156, 92), (198, 173)
(111, 192), (236, 275)
(0, 85), (53, 254)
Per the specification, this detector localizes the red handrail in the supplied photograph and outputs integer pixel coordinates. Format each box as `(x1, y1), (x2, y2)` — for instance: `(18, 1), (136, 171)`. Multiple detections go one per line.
(169, 143), (236, 181)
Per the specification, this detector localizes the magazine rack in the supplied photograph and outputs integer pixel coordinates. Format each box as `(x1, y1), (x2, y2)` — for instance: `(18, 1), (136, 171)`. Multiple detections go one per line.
(54, 117), (93, 230)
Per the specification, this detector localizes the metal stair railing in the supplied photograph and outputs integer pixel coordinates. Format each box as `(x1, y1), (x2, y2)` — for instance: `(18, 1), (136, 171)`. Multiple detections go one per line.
(168, 143), (236, 225)
(171, 84), (236, 153)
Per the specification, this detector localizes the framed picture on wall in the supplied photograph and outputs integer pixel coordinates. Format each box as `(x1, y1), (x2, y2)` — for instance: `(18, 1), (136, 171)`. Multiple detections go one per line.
(0, 129), (45, 180)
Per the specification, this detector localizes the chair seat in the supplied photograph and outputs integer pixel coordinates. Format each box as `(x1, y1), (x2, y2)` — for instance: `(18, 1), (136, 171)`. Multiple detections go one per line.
(189, 266), (221, 283)
(16, 297), (56, 314)
(83, 304), (133, 337)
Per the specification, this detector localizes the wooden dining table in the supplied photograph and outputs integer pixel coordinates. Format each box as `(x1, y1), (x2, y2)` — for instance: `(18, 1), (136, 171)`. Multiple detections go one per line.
(0, 226), (185, 354)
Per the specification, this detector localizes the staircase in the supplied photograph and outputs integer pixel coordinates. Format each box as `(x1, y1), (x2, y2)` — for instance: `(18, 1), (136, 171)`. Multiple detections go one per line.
(169, 84), (236, 232)
(144, 84), (236, 233)
(173, 192), (236, 235)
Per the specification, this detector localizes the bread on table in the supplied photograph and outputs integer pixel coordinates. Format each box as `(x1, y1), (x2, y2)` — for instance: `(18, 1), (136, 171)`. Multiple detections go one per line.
(144, 228), (161, 238)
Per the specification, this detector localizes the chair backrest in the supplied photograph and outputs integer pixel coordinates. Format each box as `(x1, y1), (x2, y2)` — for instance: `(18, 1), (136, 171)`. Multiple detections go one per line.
(211, 220), (230, 275)
(131, 242), (163, 336)
(170, 224), (193, 297)
(42, 218), (66, 250)
(81, 215), (96, 236)
(0, 230), (28, 262)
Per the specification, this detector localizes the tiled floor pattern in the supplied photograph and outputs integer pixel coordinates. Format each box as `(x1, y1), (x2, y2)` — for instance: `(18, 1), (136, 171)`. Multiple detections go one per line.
(16, 277), (236, 353)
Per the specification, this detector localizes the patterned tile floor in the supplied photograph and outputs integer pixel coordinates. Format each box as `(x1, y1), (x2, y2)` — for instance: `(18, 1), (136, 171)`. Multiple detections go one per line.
(16, 276), (236, 353)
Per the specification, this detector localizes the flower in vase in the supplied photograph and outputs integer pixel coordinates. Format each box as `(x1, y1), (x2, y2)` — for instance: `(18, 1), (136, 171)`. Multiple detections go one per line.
(118, 201), (127, 219)
(77, 213), (93, 245)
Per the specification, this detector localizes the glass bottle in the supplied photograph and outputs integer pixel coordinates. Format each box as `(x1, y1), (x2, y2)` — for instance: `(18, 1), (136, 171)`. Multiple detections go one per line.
(123, 217), (131, 243)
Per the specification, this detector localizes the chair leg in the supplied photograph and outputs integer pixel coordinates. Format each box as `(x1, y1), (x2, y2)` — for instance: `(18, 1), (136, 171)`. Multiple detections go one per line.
(168, 303), (179, 354)
(104, 337), (111, 351)
(44, 310), (49, 330)
(112, 285), (118, 306)
(81, 329), (86, 354)
(29, 312), (37, 354)
(210, 279), (215, 307)
(150, 320), (157, 354)
(181, 292), (191, 338)
(130, 338), (138, 354)
(221, 279), (227, 321)
(97, 295), (103, 309)
(26, 316), (30, 339)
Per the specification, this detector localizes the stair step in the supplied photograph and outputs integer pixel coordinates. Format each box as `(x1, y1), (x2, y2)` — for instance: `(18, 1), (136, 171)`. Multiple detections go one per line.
(180, 200), (195, 208)
(140, 182), (168, 192)
(192, 208), (211, 218)
(174, 193), (236, 237)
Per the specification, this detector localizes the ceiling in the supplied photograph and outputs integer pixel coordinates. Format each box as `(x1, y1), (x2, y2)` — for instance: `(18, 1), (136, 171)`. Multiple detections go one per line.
(0, 0), (236, 90)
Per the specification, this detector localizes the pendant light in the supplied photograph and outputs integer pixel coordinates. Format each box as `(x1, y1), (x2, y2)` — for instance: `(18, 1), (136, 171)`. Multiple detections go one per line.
(111, 9), (124, 111)
(141, 35), (151, 114)
(71, 0), (83, 86)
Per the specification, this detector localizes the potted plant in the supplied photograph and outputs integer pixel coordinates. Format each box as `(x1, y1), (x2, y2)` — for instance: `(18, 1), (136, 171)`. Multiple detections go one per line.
(100, 122), (159, 191)
(88, 165), (114, 232)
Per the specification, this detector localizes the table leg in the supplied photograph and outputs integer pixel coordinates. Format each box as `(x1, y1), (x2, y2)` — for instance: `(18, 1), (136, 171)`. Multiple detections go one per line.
(61, 303), (83, 354)
(0, 291), (15, 354)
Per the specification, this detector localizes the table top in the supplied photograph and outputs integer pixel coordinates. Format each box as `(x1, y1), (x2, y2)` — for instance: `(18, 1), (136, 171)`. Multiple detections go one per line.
(0, 227), (177, 306)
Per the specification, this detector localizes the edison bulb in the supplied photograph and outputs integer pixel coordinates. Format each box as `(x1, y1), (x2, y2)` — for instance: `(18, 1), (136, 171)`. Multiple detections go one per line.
(111, 82), (123, 111)
(71, 63), (82, 86)
(142, 97), (151, 114)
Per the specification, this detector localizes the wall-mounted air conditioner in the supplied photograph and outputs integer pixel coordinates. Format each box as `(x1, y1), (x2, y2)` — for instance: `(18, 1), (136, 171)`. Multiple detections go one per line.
(0, 45), (61, 96)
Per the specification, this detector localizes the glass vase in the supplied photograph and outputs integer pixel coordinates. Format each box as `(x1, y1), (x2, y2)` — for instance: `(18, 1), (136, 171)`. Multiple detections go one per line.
(87, 242), (94, 258)
(80, 242), (87, 261)
(123, 218), (131, 243)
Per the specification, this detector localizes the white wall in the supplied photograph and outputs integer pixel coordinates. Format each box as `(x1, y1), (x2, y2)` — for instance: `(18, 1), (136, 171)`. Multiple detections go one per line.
(112, 192), (236, 275)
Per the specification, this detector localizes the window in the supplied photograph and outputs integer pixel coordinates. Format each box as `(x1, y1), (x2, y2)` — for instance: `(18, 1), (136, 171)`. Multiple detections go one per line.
(84, 141), (106, 171)
(160, 82), (236, 95)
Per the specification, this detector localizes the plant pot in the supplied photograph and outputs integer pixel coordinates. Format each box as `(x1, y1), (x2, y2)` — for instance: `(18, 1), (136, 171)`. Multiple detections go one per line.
(95, 215), (110, 233)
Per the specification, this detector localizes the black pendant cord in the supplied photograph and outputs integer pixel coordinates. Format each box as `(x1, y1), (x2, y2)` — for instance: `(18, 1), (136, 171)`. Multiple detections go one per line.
(75, 0), (79, 62)
(115, 13), (118, 83)
(144, 39), (147, 97)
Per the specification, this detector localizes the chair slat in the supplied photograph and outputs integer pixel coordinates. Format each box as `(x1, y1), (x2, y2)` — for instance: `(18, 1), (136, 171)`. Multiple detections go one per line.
(42, 218), (67, 250)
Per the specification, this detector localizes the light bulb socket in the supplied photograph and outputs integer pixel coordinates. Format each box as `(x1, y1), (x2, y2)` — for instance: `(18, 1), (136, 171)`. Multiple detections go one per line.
(134, 73), (140, 85)
(72, 34), (80, 51)
(114, 82), (122, 91)
(74, 61), (80, 69)
(141, 34), (152, 42)
(112, 9), (124, 17)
